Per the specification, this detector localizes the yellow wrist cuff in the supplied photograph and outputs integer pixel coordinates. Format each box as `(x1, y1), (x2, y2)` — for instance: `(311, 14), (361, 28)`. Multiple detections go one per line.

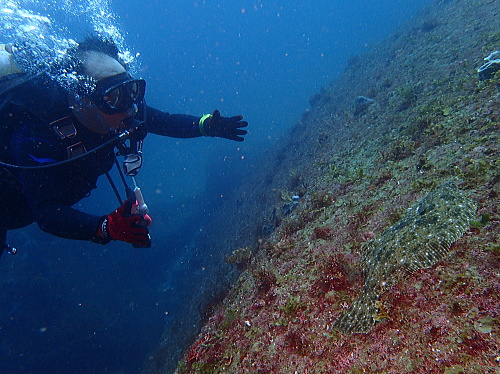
(199, 114), (212, 136)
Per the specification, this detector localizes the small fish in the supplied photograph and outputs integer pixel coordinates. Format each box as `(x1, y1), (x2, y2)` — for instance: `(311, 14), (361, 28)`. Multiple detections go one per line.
(28, 154), (56, 164)
(333, 182), (476, 333)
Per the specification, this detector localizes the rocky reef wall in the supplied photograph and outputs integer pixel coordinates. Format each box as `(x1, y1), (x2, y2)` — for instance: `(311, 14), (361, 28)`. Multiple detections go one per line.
(172, 0), (500, 372)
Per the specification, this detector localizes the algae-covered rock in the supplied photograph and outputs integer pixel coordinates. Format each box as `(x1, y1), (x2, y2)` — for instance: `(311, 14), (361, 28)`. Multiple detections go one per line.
(474, 315), (496, 334)
(333, 183), (476, 333)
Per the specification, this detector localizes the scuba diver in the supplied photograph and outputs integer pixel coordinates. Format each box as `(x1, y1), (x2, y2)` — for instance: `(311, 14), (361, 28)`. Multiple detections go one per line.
(0, 36), (248, 257)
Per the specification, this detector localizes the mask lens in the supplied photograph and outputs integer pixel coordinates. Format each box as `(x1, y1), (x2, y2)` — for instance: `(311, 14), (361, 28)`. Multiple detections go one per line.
(131, 80), (145, 103)
(130, 82), (140, 101)
(103, 87), (121, 108)
(95, 75), (146, 115)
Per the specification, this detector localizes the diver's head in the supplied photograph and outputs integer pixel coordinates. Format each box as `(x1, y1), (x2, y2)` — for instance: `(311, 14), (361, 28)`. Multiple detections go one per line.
(69, 50), (145, 134)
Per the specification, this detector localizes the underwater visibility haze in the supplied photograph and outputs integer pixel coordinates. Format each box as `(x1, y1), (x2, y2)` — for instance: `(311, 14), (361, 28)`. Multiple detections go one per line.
(0, 0), (437, 373)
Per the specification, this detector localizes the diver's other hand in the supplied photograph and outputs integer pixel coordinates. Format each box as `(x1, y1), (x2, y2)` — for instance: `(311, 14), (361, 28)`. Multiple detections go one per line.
(99, 200), (151, 247)
(200, 109), (248, 142)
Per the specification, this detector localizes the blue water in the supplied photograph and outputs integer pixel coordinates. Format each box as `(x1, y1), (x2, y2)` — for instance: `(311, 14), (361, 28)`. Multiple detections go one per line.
(0, 1), (430, 372)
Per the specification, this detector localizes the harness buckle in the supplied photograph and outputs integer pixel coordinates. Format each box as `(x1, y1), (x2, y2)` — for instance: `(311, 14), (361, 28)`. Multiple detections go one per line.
(50, 116), (77, 139)
(66, 142), (87, 158)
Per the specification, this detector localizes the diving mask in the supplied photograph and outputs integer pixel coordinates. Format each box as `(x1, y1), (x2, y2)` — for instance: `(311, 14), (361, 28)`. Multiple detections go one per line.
(91, 72), (146, 115)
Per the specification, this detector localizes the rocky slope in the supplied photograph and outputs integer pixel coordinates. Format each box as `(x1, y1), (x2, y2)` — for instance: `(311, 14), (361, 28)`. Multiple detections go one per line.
(172, 0), (500, 372)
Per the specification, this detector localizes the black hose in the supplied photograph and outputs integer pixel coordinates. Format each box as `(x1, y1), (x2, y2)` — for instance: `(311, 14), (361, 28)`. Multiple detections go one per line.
(0, 130), (130, 170)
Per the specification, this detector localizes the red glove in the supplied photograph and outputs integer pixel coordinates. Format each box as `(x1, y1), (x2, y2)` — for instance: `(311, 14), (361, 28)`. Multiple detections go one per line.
(100, 200), (151, 247)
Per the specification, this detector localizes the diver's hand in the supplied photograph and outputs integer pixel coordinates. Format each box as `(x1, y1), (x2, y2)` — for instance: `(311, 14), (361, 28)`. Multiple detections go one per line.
(100, 200), (151, 247)
(200, 110), (248, 142)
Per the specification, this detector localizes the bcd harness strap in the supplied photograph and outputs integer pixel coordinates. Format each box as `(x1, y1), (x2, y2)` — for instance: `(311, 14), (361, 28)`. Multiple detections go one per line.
(46, 113), (146, 192)
(49, 116), (87, 159)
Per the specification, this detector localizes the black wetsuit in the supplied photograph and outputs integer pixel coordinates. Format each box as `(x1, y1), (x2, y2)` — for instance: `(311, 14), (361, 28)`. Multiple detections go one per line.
(0, 77), (204, 248)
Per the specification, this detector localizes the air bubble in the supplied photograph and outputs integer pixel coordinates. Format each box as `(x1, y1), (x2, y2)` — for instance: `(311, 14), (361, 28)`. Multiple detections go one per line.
(1, 0), (139, 91)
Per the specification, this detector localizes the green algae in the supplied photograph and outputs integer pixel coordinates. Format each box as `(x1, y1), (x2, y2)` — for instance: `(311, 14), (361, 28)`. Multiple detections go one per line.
(486, 243), (500, 256)
(474, 315), (496, 334)
(470, 213), (492, 228)
(444, 365), (465, 374)
(281, 294), (307, 316)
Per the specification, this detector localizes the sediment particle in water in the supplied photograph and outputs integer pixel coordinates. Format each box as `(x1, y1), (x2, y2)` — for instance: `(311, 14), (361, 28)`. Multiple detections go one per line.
(333, 182), (476, 333)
